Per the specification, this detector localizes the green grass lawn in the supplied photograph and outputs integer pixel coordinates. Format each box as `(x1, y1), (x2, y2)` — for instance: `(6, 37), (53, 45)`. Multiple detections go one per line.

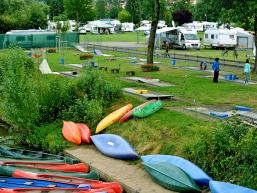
(33, 48), (257, 156)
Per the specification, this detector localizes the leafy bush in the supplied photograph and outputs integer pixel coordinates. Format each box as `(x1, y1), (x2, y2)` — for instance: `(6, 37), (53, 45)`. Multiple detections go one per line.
(0, 49), (121, 152)
(186, 117), (257, 189)
(141, 64), (160, 72)
(80, 53), (94, 60)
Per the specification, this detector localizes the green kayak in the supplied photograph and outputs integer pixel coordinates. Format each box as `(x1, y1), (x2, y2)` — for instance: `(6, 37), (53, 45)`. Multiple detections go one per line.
(0, 146), (79, 164)
(143, 162), (201, 192)
(0, 165), (100, 180)
(132, 100), (162, 118)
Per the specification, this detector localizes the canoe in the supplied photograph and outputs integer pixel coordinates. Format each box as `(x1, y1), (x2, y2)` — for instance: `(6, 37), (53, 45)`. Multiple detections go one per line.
(0, 162), (89, 173)
(132, 100), (162, 118)
(0, 165), (100, 180)
(62, 121), (82, 145)
(95, 104), (133, 133)
(119, 99), (156, 123)
(0, 146), (79, 164)
(209, 181), (257, 193)
(76, 123), (91, 144)
(91, 134), (139, 160)
(141, 155), (212, 187)
(12, 170), (122, 193)
(0, 187), (116, 193)
(143, 162), (201, 192)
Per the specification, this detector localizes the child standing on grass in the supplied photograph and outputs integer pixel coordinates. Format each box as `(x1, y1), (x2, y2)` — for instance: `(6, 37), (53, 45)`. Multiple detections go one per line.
(244, 59), (251, 85)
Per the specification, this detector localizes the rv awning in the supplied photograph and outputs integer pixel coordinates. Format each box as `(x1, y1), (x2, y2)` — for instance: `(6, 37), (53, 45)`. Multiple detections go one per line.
(156, 27), (175, 34)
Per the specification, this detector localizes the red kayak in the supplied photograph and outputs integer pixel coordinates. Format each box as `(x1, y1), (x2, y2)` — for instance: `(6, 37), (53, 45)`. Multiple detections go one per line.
(13, 170), (122, 193)
(119, 99), (156, 123)
(0, 162), (89, 173)
(0, 187), (116, 193)
(76, 123), (91, 144)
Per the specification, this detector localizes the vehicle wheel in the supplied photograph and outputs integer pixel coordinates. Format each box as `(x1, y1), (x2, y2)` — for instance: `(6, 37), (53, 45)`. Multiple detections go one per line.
(183, 45), (186, 50)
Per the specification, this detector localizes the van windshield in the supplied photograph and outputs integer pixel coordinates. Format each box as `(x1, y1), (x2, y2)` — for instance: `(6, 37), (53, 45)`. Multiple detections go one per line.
(184, 34), (198, 40)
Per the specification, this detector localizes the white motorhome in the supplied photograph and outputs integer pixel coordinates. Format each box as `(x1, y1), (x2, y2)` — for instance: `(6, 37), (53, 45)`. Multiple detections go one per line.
(164, 27), (201, 49)
(121, 23), (134, 32)
(183, 21), (204, 32)
(204, 28), (254, 49)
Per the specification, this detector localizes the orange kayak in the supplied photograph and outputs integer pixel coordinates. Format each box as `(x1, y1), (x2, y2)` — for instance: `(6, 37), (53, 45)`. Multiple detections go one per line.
(0, 162), (89, 173)
(95, 104), (133, 133)
(62, 121), (81, 144)
(119, 99), (156, 123)
(76, 123), (91, 144)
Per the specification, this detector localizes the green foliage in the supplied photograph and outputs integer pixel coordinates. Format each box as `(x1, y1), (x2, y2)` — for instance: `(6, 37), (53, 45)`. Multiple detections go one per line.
(186, 117), (257, 189)
(45, 0), (64, 20)
(28, 120), (70, 154)
(118, 10), (132, 23)
(125, 0), (141, 24)
(64, 0), (94, 24)
(95, 0), (107, 19)
(0, 49), (39, 143)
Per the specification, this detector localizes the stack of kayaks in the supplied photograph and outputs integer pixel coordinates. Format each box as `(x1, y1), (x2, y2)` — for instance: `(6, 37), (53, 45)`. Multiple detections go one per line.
(0, 146), (123, 193)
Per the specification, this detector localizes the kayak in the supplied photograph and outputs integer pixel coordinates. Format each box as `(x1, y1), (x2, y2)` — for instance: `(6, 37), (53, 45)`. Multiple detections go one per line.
(141, 155), (212, 187)
(62, 121), (82, 145)
(91, 134), (139, 160)
(11, 170), (122, 193)
(0, 165), (100, 180)
(0, 146), (79, 164)
(209, 181), (257, 193)
(0, 187), (116, 193)
(119, 99), (156, 123)
(0, 162), (89, 173)
(76, 123), (91, 144)
(95, 104), (133, 133)
(143, 162), (201, 192)
(132, 100), (162, 118)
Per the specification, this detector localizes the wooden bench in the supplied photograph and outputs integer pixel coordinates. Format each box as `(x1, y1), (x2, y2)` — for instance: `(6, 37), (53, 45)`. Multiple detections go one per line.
(99, 67), (108, 71)
(126, 71), (135, 76)
(111, 68), (120, 74)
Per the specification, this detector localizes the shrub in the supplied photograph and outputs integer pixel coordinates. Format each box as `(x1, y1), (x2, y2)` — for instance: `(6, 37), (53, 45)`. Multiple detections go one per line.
(141, 64), (160, 72)
(47, 48), (56, 53)
(185, 117), (257, 189)
(80, 53), (94, 60)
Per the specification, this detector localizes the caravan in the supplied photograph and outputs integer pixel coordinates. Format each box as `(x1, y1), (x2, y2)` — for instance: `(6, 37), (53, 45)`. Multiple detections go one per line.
(204, 28), (254, 49)
(163, 27), (201, 49)
(121, 23), (135, 32)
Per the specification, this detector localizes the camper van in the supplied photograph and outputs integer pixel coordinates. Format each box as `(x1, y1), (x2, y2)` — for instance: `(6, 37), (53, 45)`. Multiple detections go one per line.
(121, 23), (135, 32)
(164, 27), (201, 49)
(204, 28), (254, 49)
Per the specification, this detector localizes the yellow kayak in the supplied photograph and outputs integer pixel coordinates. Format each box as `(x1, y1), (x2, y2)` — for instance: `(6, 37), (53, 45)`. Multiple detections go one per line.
(95, 104), (133, 133)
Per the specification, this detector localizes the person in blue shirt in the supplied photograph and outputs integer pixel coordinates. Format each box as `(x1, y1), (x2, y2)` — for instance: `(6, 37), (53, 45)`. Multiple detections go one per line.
(212, 58), (220, 83)
(244, 59), (251, 84)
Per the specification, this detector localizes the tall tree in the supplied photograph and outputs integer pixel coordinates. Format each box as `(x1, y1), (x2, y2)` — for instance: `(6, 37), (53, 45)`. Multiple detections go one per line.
(172, 9), (193, 26)
(147, 0), (160, 64)
(45, 0), (64, 20)
(125, 0), (141, 24)
(64, 0), (94, 27)
(108, 0), (120, 19)
(95, 0), (107, 19)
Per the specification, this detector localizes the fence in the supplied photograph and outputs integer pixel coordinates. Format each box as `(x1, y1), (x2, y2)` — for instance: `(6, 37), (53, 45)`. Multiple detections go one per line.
(0, 32), (79, 49)
(84, 43), (248, 69)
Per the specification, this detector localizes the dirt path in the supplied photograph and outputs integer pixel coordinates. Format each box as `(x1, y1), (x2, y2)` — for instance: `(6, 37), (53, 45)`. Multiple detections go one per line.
(65, 145), (176, 193)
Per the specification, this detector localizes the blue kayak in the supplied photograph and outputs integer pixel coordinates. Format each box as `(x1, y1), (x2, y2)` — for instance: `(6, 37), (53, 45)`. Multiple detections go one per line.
(91, 134), (139, 160)
(141, 154), (212, 187)
(210, 181), (257, 193)
(235, 105), (252, 112)
(0, 177), (90, 188)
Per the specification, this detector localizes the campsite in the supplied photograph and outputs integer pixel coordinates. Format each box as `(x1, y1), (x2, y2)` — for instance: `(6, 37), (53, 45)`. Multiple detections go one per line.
(0, 0), (257, 193)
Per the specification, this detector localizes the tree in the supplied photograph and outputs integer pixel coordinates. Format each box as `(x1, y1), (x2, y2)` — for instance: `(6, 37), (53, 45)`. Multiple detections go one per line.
(125, 0), (141, 24)
(172, 9), (193, 26)
(64, 0), (94, 28)
(147, 0), (160, 65)
(28, 2), (48, 29)
(45, 0), (64, 20)
(118, 10), (132, 23)
(95, 0), (107, 19)
(108, 0), (120, 19)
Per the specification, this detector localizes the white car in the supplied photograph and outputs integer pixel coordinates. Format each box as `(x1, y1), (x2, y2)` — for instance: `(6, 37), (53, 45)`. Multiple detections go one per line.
(79, 27), (87, 34)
